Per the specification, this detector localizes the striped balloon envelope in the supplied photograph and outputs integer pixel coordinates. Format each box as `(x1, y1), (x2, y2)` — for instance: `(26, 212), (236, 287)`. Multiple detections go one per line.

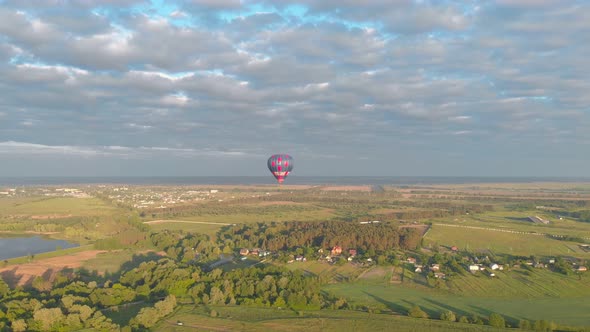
(267, 154), (293, 184)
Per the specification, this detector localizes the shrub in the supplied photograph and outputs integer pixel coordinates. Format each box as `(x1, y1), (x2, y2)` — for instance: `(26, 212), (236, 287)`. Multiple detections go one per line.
(408, 305), (428, 319)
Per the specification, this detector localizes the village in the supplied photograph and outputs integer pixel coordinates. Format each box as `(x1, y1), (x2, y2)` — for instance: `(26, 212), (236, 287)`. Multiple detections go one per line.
(235, 242), (588, 281)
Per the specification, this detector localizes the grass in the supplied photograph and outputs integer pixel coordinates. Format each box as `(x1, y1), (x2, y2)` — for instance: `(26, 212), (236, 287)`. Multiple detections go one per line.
(0, 197), (119, 217)
(424, 223), (590, 257)
(433, 209), (590, 239)
(155, 305), (508, 332)
(145, 221), (226, 237)
(283, 261), (366, 282)
(3, 244), (93, 265)
(81, 249), (165, 275)
(182, 209), (335, 224)
(324, 271), (590, 327)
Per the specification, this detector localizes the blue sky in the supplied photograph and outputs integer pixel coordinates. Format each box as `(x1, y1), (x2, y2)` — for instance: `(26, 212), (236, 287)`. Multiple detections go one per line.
(0, 0), (588, 177)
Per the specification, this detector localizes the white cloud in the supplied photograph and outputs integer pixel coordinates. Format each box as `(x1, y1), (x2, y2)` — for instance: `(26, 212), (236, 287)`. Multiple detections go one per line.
(0, 141), (250, 158)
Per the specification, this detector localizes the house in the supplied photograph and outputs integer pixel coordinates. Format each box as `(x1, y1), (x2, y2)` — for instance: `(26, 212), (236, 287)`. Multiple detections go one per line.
(295, 255), (306, 262)
(348, 249), (358, 257)
(407, 257), (417, 265)
(250, 249), (260, 256)
(239, 248), (249, 256)
(534, 263), (546, 269)
(469, 265), (480, 272)
(548, 258), (556, 264)
(430, 264), (440, 271)
(577, 266), (588, 272)
(489, 272), (496, 277)
(414, 266), (423, 273)
(490, 263), (499, 270)
(331, 246), (342, 256)
(451, 246), (458, 252)
(434, 272), (446, 279)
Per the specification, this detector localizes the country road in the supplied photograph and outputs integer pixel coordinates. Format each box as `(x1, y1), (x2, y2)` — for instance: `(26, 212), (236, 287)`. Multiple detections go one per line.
(143, 220), (232, 226)
(432, 223), (590, 240)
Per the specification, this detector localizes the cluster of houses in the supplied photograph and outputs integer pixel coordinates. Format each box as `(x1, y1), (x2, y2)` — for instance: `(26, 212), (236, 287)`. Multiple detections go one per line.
(318, 246), (361, 263)
(239, 248), (272, 258)
(406, 251), (587, 280)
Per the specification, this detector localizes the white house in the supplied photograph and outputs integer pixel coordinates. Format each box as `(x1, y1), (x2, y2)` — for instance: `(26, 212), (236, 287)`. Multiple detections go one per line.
(469, 265), (480, 272)
(490, 263), (499, 270)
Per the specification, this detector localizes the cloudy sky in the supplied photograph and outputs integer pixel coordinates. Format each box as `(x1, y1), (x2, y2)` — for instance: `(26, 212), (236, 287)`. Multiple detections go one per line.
(0, 0), (588, 177)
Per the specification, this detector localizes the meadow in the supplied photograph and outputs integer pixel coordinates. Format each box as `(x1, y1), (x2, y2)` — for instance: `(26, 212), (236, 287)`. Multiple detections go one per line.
(424, 223), (589, 257)
(155, 306), (508, 332)
(3, 182), (590, 330)
(0, 197), (119, 218)
(325, 278), (590, 327)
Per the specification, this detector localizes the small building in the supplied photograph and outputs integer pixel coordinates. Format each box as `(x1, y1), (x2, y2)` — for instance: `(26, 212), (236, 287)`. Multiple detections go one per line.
(548, 258), (556, 264)
(250, 249), (260, 256)
(451, 246), (459, 252)
(577, 266), (588, 272)
(430, 264), (440, 271)
(331, 246), (343, 256)
(434, 272), (446, 279)
(407, 257), (417, 265)
(295, 255), (306, 262)
(414, 266), (423, 273)
(469, 265), (480, 272)
(490, 263), (499, 270)
(239, 248), (249, 256)
(348, 249), (358, 257)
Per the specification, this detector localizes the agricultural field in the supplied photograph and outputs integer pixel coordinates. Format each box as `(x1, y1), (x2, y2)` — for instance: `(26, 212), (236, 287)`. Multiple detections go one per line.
(142, 220), (229, 237)
(424, 224), (589, 257)
(155, 306), (507, 332)
(2, 181), (590, 331)
(0, 196), (120, 219)
(325, 278), (590, 327)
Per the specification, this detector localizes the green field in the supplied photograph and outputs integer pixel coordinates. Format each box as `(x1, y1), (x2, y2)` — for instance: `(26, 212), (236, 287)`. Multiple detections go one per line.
(3, 244), (93, 265)
(0, 197), (119, 217)
(81, 250), (165, 275)
(181, 208), (335, 224)
(325, 270), (590, 327)
(283, 261), (367, 282)
(424, 224), (589, 257)
(155, 306), (508, 332)
(144, 221), (227, 237)
(433, 209), (590, 239)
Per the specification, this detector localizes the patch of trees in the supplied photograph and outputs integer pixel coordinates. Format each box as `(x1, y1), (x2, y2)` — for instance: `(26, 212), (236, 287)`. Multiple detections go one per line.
(559, 210), (590, 223)
(0, 255), (341, 331)
(220, 220), (422, 253)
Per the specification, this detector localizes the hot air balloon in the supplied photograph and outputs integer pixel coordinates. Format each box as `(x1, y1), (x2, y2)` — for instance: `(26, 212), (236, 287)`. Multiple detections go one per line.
(267, 154), (293, 184)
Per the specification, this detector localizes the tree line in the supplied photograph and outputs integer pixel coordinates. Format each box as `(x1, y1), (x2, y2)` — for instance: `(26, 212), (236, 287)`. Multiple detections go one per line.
(219, 220), (423, 252)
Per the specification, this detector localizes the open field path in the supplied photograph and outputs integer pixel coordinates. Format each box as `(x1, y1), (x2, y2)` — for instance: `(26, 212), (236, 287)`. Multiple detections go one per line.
(433, 223), (590, 240)
(144, 219), (232, 226)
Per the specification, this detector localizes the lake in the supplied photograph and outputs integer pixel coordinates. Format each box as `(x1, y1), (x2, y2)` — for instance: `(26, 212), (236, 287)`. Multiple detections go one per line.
(0, 236), (79, 260)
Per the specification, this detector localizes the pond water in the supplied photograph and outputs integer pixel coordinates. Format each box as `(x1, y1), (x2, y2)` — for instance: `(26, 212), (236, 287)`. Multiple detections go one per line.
(0, 236), (79, 260)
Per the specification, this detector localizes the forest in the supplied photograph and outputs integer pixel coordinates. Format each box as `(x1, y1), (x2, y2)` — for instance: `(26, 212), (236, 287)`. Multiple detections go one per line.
(219, 220), (423, 252)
